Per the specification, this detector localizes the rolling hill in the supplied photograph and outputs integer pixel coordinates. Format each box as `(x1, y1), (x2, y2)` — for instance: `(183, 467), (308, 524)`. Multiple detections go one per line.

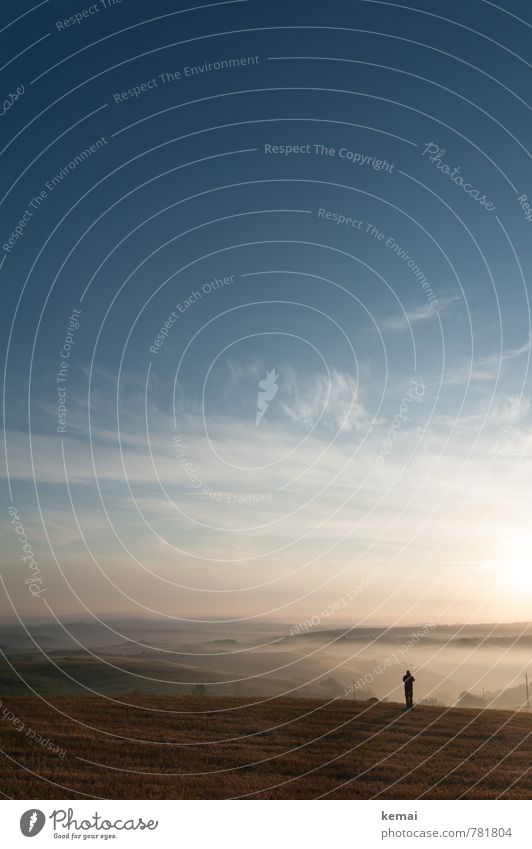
(0, 695), (530, 799)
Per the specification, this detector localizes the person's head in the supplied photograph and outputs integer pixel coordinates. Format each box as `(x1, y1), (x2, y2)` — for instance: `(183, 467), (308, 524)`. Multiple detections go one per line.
(406, 670), (410, 675)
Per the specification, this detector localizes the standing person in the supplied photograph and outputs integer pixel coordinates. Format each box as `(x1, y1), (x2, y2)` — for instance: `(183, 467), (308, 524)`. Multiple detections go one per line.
(403, 670), (415, 708)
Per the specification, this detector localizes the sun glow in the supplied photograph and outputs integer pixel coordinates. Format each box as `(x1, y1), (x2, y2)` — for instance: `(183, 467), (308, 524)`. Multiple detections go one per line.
(500, 532), (532, 592)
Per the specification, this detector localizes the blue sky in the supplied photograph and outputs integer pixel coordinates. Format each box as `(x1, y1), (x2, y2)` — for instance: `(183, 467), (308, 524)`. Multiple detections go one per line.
(2, 0), (532, 625)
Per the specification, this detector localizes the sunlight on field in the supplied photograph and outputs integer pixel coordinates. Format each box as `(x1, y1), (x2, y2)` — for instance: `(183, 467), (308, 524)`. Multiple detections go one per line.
(0, 696), (530, 800)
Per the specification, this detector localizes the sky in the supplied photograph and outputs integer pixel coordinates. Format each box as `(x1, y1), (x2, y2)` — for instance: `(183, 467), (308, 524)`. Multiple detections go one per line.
(2, 0), (532, 627)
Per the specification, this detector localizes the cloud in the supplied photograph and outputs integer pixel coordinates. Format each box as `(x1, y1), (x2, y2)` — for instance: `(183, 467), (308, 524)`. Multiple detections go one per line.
(225, 357), (262, 385)
(5, 362), (532, 597)
(444, 333), (532, 386)
(382, 294), (460, 332)
(280, 367), (374, 433)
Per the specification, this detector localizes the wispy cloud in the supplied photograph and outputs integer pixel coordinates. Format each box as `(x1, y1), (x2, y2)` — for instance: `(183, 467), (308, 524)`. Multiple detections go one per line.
(281, 367), (374, 433)
(382, 294), (460, 332)
(444, 333), (532, 385)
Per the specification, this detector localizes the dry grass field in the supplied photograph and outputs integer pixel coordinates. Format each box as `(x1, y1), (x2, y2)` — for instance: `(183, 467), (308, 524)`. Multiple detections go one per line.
(0, 695), (530, 799)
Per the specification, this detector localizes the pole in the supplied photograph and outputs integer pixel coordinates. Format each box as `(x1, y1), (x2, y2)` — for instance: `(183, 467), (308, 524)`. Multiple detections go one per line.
(526, 673), (529, 709)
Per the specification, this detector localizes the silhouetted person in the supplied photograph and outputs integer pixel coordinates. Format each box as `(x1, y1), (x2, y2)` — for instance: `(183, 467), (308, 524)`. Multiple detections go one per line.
(403, 670), (415, 708)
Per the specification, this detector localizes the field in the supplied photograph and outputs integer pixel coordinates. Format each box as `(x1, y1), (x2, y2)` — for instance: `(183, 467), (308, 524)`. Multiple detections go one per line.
(0, 695), (530, 799)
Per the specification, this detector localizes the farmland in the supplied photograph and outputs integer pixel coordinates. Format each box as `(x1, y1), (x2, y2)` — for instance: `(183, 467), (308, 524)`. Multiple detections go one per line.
(0, 695), (530, 799)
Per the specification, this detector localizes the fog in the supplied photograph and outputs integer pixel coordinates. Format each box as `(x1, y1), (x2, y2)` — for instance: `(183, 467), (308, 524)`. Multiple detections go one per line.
(1, 618), (531, 711)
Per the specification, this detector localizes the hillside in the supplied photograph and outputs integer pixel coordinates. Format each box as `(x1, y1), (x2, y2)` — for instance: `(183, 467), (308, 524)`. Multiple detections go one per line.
(0, 695), (530, 799)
